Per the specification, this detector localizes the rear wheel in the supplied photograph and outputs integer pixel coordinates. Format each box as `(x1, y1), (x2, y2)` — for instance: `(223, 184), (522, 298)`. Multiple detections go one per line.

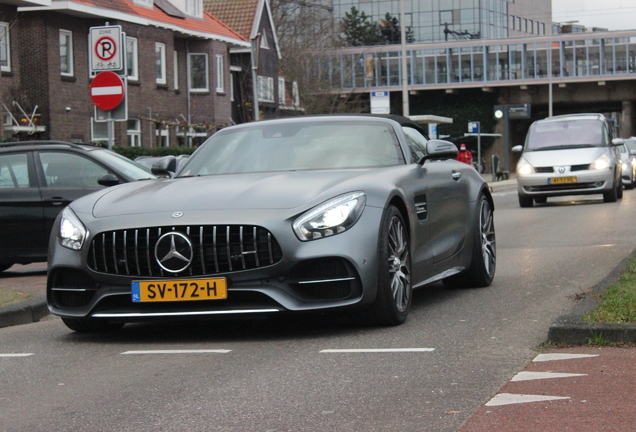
(603, 178), (618, 202)
(518, 193), (533, 208)
(617, 178), (624, 199)
(444, 195), (496, 288)
(62, 317), (124, 333)
(363, 205), (412, 326)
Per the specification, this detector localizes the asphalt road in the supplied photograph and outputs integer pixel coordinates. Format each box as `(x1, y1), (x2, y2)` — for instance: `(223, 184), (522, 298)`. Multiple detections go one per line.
(2, 187), (636, 432)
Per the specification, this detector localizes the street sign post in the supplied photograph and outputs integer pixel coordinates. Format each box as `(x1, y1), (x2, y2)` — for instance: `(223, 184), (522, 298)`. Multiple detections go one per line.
(468, 121), (481, 172)
(90, 25), (123, 72)
(90, 71), (126, 150)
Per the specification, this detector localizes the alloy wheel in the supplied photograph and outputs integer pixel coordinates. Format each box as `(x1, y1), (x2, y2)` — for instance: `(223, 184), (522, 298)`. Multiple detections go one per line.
(387, 216), (411, 312)
(479, 200), (496, 277)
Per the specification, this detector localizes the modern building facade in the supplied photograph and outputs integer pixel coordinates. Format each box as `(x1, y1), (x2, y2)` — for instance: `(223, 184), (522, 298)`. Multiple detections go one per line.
(332, 0), (552, 43)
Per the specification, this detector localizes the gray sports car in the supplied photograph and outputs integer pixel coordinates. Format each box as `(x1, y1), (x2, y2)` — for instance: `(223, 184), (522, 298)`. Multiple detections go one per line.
(47, 115), (496, 332)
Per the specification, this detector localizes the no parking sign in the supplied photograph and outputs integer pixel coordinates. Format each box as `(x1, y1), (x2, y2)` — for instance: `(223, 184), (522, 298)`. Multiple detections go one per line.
(89, 25), (123, 72)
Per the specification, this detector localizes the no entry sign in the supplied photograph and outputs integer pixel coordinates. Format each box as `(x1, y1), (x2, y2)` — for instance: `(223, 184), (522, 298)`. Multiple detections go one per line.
(90, 71), (125, 111)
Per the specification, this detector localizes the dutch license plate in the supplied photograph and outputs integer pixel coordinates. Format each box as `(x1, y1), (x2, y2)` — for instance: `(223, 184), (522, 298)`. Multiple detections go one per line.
(131, 278), (227, 303)
(548, 176), (577, 184)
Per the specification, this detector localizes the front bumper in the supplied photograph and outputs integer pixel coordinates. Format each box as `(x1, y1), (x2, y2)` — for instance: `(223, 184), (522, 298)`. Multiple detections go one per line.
(517, 168), (615, 198)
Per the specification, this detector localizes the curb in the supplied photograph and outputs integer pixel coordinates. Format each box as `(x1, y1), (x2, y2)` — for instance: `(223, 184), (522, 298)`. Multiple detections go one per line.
(0, 294), (49, 329)
(548, 250), (636, 344)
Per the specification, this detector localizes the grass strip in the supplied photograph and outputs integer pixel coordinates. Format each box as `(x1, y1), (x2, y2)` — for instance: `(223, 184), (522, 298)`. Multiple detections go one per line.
(583, 257), (636, 323)
(0, 290), (33, 309)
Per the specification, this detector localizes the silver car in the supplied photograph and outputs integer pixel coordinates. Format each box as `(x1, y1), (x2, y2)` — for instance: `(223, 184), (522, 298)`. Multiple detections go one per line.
(618, 143), (636, 189)
(513, 114), (623, 207)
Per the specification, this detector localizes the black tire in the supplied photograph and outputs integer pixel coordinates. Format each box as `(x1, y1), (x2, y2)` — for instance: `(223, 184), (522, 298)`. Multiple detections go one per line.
(617, 178), (623, 199)
(62, 317), (124, 333)
(534, 196), (547, 204)
(603, 179), (618, 202)
(518, 193), (533, 208)
(363, 205), (412, 326)
(443, 195), (496, 288)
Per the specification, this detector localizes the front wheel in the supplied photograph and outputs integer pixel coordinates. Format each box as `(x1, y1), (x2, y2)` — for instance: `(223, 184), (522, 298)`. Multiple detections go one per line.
(603, 179), (618, 202)
(518, 193), (533, 208)
(443, 195), (496, 288)
(363, 205), (412, 326)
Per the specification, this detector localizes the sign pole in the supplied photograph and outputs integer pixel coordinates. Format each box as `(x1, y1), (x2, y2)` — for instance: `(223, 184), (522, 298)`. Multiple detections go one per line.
(107, 111), (113, 150)
(477, 123), (482, 173)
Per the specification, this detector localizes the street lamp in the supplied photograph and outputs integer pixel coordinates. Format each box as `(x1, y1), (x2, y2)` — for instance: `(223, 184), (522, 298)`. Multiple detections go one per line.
(400, 0), (409, 117)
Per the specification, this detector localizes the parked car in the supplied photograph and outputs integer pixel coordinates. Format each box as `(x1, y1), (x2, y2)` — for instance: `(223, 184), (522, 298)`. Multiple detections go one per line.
(47, 115), (496, 332)
(618, 143), (636, 189)
(0, 141), (156, 272)
(134, 154), (190, 176)
(513, 113), (623, 207)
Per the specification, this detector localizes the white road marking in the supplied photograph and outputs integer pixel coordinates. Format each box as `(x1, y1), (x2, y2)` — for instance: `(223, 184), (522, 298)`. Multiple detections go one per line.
(511, 371), (587, 381)
(121, 349), (231, 355)
(0, 353), (34, 357)
(320, 348), (435, 353)
(533, 353), (599, 362)
(485, 393), (570, 406)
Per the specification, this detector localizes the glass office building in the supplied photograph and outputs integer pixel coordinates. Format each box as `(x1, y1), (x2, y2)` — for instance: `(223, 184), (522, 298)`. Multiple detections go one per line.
(332, 0), (549, 43)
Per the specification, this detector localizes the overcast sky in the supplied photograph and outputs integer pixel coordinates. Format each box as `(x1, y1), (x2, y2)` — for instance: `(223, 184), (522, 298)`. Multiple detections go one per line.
(552, 0), (636, 31)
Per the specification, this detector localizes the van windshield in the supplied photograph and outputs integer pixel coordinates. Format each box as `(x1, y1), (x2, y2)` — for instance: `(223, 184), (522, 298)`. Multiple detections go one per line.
(526, 119), (605, 151)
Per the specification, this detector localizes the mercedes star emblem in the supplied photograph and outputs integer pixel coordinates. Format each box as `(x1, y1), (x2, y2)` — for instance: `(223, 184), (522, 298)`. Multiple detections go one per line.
(154, 232), (193, 273)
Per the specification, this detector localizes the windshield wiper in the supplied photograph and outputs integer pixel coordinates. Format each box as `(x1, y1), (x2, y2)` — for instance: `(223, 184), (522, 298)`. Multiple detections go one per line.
(531, 144), (596, 151)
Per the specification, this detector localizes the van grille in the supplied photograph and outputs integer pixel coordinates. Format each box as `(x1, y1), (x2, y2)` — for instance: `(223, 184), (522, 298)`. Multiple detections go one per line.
(87, 225), (283, 277)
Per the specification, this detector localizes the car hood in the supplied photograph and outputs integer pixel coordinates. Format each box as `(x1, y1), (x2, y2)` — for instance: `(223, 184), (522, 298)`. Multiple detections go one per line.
(91, 170), (370, 218)
(522, 147), (608, 167)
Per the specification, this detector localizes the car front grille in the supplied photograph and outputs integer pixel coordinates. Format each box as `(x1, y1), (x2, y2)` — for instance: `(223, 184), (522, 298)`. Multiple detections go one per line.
(524, 182), (599, 192)
(87, 225), (283, 277)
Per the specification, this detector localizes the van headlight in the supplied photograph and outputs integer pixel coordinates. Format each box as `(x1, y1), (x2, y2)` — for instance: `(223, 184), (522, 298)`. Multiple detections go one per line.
(293, 192), (366, 241)
(59, 207), (87, 250)
(590, 155), (610, 170)
(517, 158), (535, 176)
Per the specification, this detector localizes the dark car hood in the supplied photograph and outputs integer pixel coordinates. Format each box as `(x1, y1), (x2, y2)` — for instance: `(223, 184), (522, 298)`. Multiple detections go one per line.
(91, 170), (370, 217)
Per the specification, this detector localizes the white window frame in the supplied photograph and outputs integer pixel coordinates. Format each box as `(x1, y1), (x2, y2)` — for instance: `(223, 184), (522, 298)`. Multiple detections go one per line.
(260, 32), (269, 49)
(59, 29), (74, 77)
(258, 75), (274, 102)
(91, 117), (111, 142)
(292, 81), (299, 107)
(127, 119), (141, 147)
(188, 52), (209, 93)
(156, 128), (169, 147)
(278, 77), (285, 105)
(126, 37), (138, 81)
(173, 50), (179, 90)
(132, 0), (153, 8)
(215, 54), (224, 93)
(155, 42), (167, 85)
(185, 0), (202, 18)
(0, 22), (10, 72)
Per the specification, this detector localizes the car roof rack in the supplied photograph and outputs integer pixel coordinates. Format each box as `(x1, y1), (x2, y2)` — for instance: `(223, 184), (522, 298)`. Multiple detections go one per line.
(0, 140), (91, 150)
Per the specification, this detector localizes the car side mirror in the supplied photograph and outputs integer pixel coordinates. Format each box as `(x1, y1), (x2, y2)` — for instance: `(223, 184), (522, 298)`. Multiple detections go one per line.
(98, 173), (120, 187)
(512, 145), (524, 153)
(419, 140), (458, 163)
(151, 156), (176, 178)
(612, 138), (625, 146)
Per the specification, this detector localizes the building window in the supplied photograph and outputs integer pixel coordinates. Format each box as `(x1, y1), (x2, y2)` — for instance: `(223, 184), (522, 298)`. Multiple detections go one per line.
(0, 22), (10, 72)
(185, 0), (202, 18)
(215, 54), (224, 92)
(292, 81), (299, 107)
(126, 37), (138, 81)
(260, 32), (269, 49)
(133, 0), (153, 8)
(188, 53), (208, 92)
(258, 75), (274, 102)
(541, 23), (546, 35)
(155, 42), (166, 85)
(91, 118), (111, 142)
(278, 77), (285, 105)
(60, 30), (73, 76)
(127, 119), (141, 147)
(156, 128), (169, 147)
(173, 51), (179, 90)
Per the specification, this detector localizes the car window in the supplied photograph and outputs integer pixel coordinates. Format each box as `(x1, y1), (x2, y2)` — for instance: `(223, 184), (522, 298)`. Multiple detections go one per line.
(527, 119), (605, 150)
(180, 121), (404, 176)
(39, 152), (109, 188)
(0, 153), (31, 188)
(402, 126), (428, 162)
(91, 150), (155, 180)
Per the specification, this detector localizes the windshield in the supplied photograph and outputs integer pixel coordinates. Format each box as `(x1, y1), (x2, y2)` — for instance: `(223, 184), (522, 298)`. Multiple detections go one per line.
(625, 139), (636, 153)
(91, 150), (156, 180)
(178, 120), (404, 177)
(525, 119), (606, 151)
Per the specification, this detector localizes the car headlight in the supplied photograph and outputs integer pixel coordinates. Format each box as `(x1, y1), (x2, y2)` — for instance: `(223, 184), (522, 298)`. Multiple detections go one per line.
(517, 159), (535, 176)
(590, 155), (610, 170)
(622, 162), (628, 170)
(293, 192), (366, 241)
(59, 207), (87, 250)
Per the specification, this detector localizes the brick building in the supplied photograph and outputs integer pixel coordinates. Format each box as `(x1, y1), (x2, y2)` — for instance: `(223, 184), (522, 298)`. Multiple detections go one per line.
(0, 0), (248, 147)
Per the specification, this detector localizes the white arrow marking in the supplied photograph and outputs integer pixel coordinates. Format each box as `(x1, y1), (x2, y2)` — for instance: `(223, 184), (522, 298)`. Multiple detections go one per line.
(486, 393), (570, 406)
(91, 86), (123, 96)
(121, 349), (231, 355)
(320, 348), (435, 353)
(0, 353), (34, 357)
(534, 353), (599, 362)
(511, 371), (587, 381)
